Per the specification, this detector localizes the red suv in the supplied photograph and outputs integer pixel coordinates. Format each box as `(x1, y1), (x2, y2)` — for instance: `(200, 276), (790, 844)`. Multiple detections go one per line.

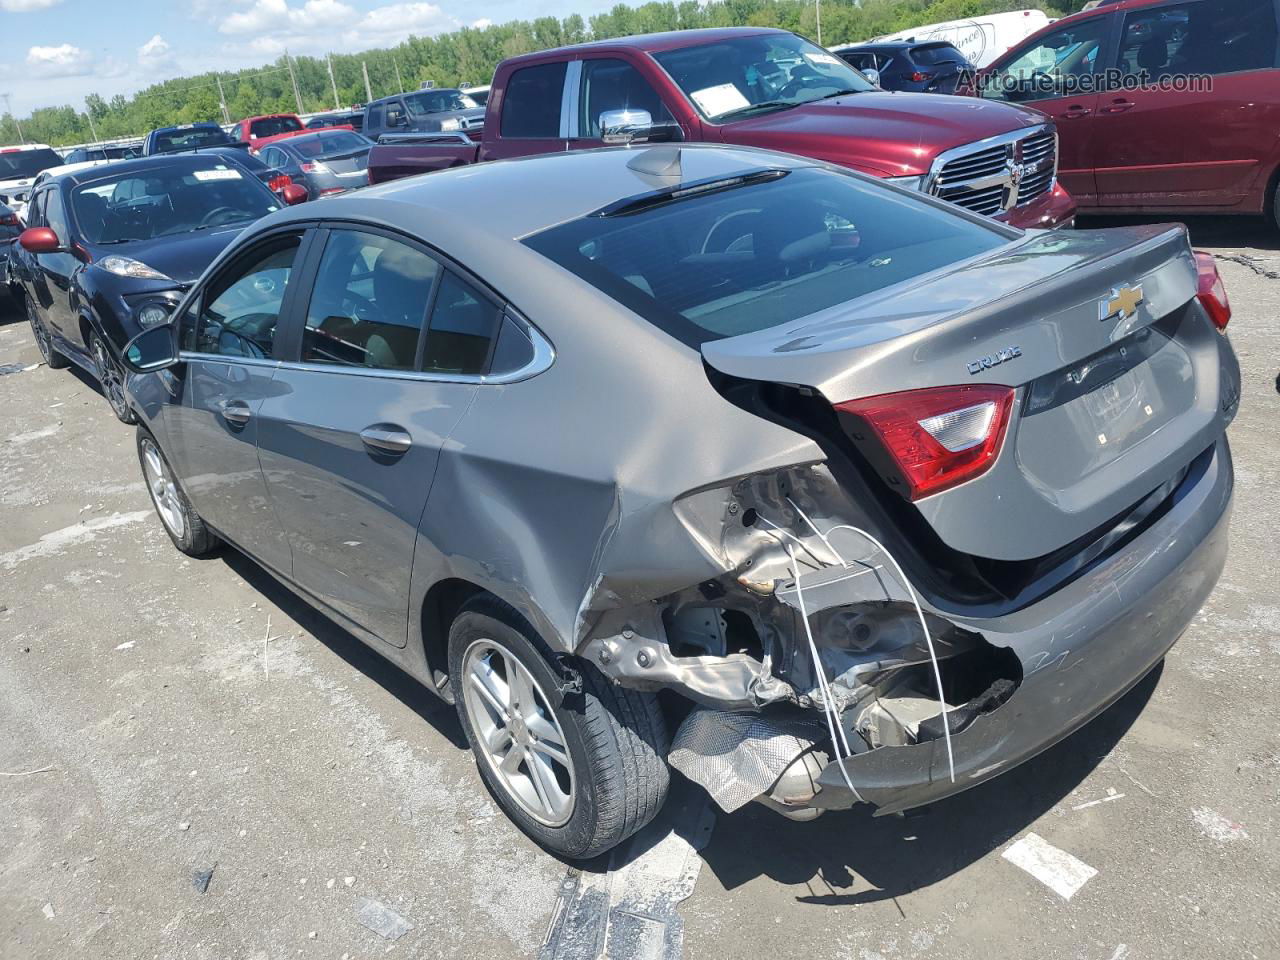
(978, 0), (1280, 224)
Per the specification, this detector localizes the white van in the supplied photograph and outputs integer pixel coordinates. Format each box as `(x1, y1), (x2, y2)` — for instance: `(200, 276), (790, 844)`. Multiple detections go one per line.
(871, 10), (1051, 68)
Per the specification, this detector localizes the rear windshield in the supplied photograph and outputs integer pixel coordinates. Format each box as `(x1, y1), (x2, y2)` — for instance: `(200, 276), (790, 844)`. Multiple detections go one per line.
(0, 148), (63, 179)
(154, 127), (231, 152)
(250, 116), (303, 138)
(910, 43), (969, 66)
(522, 167), (1007, 347)
(291, 131), (370, 158)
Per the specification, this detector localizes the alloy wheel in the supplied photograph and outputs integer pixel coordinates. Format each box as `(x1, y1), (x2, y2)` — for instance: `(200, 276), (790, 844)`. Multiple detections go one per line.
(26, 299), (53, 365)
(460, 638), (576, 827)
(140, 438), (186, 540)
(92, 336), (130, 420)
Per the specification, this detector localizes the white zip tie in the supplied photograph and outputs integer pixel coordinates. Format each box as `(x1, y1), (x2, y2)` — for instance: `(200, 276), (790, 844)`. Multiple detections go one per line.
(787, 544), (862, 803)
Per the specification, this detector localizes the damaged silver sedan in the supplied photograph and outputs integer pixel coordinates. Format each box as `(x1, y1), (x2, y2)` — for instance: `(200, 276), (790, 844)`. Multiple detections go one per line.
(121, 144), (1240, 858)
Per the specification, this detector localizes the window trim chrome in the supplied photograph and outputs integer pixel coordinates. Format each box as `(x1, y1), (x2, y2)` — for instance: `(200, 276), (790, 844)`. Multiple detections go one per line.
(179, 309), (555, 386)
(561, 60), (582, 139)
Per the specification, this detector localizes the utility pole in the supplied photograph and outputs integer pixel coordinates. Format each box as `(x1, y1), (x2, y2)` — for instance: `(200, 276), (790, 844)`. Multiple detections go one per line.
(215, 75), (231, 124)
(392, 55), (404, 93)
(815, 0), (822, 46)
(362, 60), (373, 102)
(285, 49), (304, 115)
(85, 108), (99, 144)
(327, 54), (341, 110)
(1, 94), (23, 143)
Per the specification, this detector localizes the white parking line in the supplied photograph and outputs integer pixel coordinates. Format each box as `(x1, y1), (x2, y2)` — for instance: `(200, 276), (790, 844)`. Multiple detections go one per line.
(1002, 832), (1098, 900)
(0, 511), (151, 569)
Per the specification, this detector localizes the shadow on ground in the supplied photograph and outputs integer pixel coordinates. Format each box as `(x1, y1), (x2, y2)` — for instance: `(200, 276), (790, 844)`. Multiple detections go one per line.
(1079, 213), (1279, 252)
(219, 548), (469, 750)
(696, 663), (1161, 905)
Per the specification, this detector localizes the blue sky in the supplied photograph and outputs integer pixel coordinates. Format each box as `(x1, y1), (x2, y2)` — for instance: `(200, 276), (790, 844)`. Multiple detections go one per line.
(0, 0), (618, 116)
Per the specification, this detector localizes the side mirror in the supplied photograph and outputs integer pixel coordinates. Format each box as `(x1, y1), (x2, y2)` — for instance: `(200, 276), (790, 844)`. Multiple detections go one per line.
(20, 226), (62, 254)
(862, 68), (882, 87)
(122, 324), (180, 374)
(282, 183), (309, 205)
(600, 108), (653, 145)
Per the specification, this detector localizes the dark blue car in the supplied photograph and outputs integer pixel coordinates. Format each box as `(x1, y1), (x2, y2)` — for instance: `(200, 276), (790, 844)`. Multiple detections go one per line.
(9, 153), (295, 422)
(836, 41), (974, 94)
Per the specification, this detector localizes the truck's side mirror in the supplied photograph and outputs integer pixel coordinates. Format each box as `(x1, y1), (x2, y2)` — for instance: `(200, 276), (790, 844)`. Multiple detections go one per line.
(122, 323), (180, 374)
(600, 109), (653, 145)
(862, 68), (882, 87)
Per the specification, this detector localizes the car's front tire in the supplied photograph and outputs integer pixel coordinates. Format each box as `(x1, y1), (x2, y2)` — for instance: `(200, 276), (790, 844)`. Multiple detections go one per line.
(91, 330), (136, 424)
(136, 427), (219, 557)
(25, 295), (68, 369)
(448, 597), (670, 860)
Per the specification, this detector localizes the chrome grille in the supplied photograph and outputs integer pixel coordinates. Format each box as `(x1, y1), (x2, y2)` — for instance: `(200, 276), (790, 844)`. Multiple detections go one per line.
(928, 127), (1058, 217)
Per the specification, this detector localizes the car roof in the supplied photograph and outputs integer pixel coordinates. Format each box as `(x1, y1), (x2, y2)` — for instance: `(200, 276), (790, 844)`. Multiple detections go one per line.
(264, 143), (819, 240)
(372, 88), (463, 104)
(0, 143), (56, 152)
(52, 152), (250, 188)
(505, 26), (788, 66)
(153, 123), (222, 133)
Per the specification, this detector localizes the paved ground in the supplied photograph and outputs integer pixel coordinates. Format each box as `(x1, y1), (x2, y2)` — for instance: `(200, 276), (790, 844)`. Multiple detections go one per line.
(2, 214), (1278, 960)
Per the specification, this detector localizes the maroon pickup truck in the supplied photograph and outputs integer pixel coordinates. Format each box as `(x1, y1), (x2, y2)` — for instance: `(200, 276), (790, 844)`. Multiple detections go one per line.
(368, 28), (1077, 229)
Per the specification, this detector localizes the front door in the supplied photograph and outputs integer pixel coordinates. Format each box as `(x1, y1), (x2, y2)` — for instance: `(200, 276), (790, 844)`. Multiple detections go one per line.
(256, 226), (494, 646)
(166, 230), (307, 576)
(1092, 0), (1280, 209)
(568, 55), (684, 148)
(980, 14), (1114, 206)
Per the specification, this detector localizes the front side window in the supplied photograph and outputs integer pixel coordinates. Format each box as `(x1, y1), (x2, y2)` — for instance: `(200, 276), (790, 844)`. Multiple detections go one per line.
(501, 62), (567, 138)
(982, 18), (1110, 101)
(523, 167), (1007, 348)
(1118, 0), (1277, 79)
(187, 235), (301, 359)
(71, 164), (278, 244)
(44, 189), (68, 242)
(579, 59), (675, 137)
(654, 33), (875, 123)
(302, 230), (439, 370)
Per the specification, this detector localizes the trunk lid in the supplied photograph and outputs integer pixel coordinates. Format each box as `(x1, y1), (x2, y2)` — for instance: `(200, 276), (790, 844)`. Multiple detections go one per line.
(702, 224), (1239, 562)
(319, 148), (368, 176)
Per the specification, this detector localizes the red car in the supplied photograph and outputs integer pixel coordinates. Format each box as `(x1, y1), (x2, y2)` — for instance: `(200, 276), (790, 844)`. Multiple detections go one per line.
(368, 28), (1076, 230)
(976, 0), (1280, 223)
(232, 113), (351, 153)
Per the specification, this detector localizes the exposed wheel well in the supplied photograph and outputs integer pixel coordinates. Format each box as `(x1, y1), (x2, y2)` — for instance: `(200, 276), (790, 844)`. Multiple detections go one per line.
(420, 578), (485, 703)
(1268, 163), (1280, 226)
(78, 313), (94, 350)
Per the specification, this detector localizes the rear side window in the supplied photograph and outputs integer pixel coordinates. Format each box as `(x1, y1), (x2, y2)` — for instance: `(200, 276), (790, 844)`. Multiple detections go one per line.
(302, 230), (439, 370)
(422, 272), (501, 375)
(502, 62), (567, 138)
(523, 167), (1007, 348)
(1118, 0), (1278, 78)
(910, 44), (967, 66)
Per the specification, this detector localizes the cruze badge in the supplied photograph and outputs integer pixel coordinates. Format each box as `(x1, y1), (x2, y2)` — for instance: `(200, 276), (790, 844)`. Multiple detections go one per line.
(1100, 284), (1144, 323)
(968, 345), (1022, 376)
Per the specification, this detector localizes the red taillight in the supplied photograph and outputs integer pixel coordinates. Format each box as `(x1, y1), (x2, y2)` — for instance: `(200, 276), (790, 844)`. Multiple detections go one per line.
(1194, 251), (1231, 331)
(267, 173), (294, 192)
(0, 212), (19, 227)
(911, 71), (932, 83)
(299, 162), (316, 173)
(836, 384), (1016, 501)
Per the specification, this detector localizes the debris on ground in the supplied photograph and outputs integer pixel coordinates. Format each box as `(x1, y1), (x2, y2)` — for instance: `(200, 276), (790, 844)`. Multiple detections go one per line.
(192, 865), (216, 894)
(42, 903), (55, 920)
(1002, 832), (1098, 901)
(1191, 807), (1249, 842)
(0, 765), (56, 777)
(355, 897), (413, 941)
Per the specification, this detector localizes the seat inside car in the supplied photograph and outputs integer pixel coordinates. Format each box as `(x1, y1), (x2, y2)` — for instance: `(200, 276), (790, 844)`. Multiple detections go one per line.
(366, 243), (432, 368)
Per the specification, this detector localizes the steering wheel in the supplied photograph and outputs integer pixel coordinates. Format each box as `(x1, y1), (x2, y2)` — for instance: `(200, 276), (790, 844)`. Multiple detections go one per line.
(198, 206), (241, 229)
(341, 292), (377, 323)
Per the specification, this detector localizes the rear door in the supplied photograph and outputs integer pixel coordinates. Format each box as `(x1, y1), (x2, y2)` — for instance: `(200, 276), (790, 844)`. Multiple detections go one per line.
(1093, 0), (1280, 209)
(254, 225), (493, 647)
(980, 14), (1116, 205)
(166, 228), (309, 576)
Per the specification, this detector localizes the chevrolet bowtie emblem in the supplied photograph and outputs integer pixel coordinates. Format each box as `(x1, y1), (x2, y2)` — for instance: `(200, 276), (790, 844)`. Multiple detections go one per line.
(1100, 284), (1144, 322)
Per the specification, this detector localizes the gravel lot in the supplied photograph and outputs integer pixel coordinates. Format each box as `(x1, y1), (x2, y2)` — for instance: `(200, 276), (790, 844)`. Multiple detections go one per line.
(2, 215), (1278, 960)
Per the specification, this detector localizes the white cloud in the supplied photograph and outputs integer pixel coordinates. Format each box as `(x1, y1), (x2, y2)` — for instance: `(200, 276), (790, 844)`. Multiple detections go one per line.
(138, 35), (171, 60)
(0, 0), (63, 10)
(351, 2), (454, 42)
(217, 0), (453, 52)
(471, 17), (492, 28)
(220, 0), (356, 35)
(26, 43), (94, 78)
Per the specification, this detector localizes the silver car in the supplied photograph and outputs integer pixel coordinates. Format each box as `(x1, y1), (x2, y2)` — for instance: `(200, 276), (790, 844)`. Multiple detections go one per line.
(120, 144), (1239, 859)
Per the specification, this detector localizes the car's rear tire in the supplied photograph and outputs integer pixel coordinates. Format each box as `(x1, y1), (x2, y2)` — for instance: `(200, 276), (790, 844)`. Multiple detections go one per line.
(136, 427), (219, 557)
(91, 330), (136, 424)
(25, 295), (68, 369)
(448, 596), (670, 859)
